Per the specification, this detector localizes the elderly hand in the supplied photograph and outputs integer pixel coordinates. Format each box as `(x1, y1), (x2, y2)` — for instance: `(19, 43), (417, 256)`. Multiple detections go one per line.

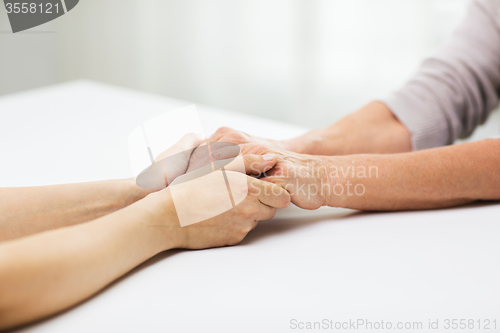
(186, 126), (295, 175)
(239, 143), (344, 210)
(208, 127), (294, 151)
(186, 141), (276, 176)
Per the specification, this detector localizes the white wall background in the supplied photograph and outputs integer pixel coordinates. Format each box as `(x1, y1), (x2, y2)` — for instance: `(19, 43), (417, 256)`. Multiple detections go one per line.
(0, 0), (472, 128)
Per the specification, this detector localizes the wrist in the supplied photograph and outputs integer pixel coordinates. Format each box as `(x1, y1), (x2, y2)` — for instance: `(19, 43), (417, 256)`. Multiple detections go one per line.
(139, 189), (182, 251)
(123, 178), (158, 206)
(283, 101), (412, 156)
(281, 132), (323, 155)
(321, 156), (350, 208)
(278, 138), (300, 153)
(283, 127), (343, 155)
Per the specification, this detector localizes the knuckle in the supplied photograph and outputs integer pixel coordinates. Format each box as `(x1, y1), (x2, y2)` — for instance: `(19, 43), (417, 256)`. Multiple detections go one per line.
(226, 132), (243, 142)
(244, 155), (257, 167)
(263, 176), (278, 185)
(216, 126), (232, 135)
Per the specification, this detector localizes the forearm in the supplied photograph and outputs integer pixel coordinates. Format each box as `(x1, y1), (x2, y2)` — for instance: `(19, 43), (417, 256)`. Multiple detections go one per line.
(327, 139), (500, 210)
(0, 191), (175, 330)
(284, 102), (412, 155)
(0, 178), (153, 241)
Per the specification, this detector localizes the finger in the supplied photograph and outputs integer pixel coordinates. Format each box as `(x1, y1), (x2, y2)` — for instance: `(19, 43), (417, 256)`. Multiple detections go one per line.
(180, 133), (205, 148)
(237, 142), (271, 156)
(208, 143), (240, 161)
(260, 176), (293, 193)
(208, 126), (234, 142)
(223, 154), (277, 175)
(249, 178), (291, 208)
(207, 133), (221, 143)
(252, 204), (277, 221)
(155, 133), (204, 162)
(155, 147), (193, 164)
(244, 154), (277, 175)
(188, 144), (240, 173)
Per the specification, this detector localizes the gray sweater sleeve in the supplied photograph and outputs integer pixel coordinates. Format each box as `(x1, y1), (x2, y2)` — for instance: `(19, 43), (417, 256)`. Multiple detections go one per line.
(381, 0), (500, 150)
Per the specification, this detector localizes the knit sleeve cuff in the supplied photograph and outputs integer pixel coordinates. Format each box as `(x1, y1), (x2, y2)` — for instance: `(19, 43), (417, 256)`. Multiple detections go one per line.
(379, 91), (450, 151)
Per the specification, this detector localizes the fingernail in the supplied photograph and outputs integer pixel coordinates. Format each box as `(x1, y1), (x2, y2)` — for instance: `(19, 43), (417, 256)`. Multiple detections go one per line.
(263, 154), (276, 161)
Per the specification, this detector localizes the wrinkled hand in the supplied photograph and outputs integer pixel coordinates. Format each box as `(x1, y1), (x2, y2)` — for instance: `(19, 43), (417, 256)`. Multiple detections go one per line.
(185, 141), (276, 176)
(185, 126), (292, 174)
(240, 143), (336, 210)
(208, 127), (292, 151)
